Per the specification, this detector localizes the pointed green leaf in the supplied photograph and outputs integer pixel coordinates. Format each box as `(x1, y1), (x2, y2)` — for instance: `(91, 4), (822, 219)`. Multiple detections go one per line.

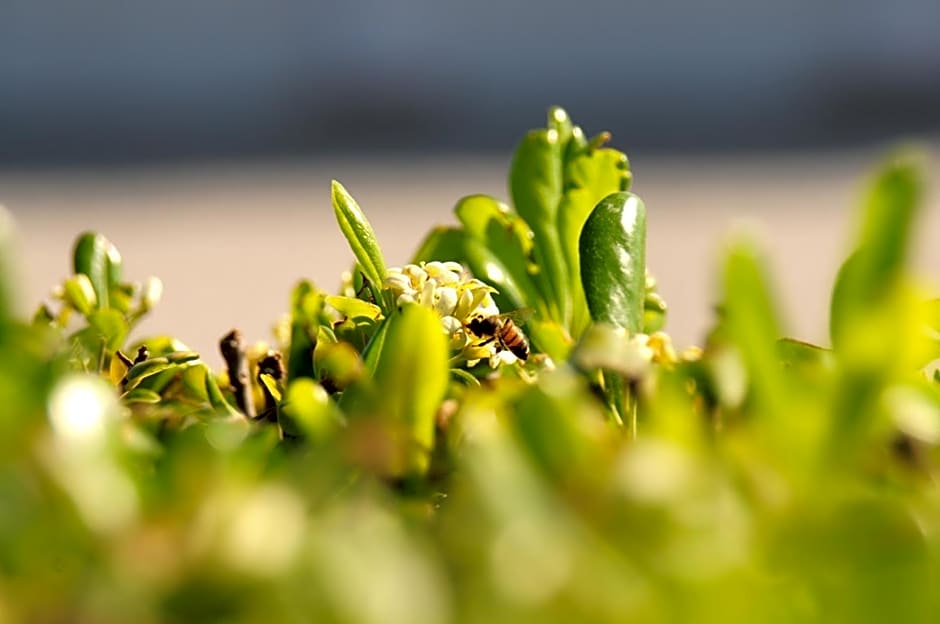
(331, 181), (388, 308)
(721, 240), (786, 421)
(579, 192), (647, 334)
(830, 153), (923, 349)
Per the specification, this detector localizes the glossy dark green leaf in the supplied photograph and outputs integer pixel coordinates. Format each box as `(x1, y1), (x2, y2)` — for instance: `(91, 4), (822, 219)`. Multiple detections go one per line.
(579, 192), (647, 334)
(558, 146), (631, 334)
(830, 154), (923, 349)
(331, 181), (388, 308)
(73, 232), (121, 309)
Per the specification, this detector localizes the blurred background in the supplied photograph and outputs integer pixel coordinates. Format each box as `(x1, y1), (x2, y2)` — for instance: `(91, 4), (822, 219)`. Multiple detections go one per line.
(2, 0), (939, 361)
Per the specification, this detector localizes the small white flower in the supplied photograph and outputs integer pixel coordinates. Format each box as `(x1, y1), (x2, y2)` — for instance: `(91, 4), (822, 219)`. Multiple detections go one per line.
(396, 293), (416, 307)
(621, 333), (654, 380)
(434, 287), (458, 317)
(384, 272), (413, 295)
(419, 280), (436, 307)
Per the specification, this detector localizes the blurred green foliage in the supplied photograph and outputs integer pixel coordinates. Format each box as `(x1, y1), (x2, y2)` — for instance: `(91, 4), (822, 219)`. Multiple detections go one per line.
(1, 111), (939, 623)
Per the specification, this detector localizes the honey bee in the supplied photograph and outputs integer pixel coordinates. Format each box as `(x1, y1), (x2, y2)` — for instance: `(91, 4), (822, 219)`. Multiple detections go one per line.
(466, 312), (530, 362)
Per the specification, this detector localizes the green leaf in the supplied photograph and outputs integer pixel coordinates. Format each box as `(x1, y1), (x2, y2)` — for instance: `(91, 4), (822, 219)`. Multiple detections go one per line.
(87, 309), (128, 352)
(557, 147), (631, 335)
(73, 232), (121, 310)
(830, 153), (923, 349)
(324, 295), (383, 322)
(287, 280), (323, 382)
(579, 192), (647, 334)
(165, 351), (200, 364)
(525, 319), (573, 363)
(411, 226), (465, 264)
(370, 304), (450, 477)
(122, 388), (162, 404)
(331, 181), (388, 308)
(315, 341), (364, 390)
(124, 357), (174, 389)
(721, 240), (786, 422)
(180, 363), (210, 403)
(63, 274), (97, 316)
(279, 378), (337, 441)
(776, 338), (832, 369)
(510, 121), (570, 324)
(455, 195), (542, 314)
(205, 372), (239, 416)
(360, 315), (391, 376)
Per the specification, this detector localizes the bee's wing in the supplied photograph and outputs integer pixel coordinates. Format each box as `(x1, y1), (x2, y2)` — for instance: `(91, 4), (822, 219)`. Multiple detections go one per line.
(500, 307), (534, 323)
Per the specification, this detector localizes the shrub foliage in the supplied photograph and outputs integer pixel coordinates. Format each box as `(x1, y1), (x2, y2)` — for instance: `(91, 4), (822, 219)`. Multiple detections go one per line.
(1, 108), (939, 623)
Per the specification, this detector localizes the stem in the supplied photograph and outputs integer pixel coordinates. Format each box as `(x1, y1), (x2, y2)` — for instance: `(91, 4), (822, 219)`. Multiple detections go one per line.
(220, 329), (255, 419)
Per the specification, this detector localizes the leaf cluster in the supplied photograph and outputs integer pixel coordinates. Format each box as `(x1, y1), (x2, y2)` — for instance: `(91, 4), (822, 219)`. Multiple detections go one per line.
(0, 112), (938, 623)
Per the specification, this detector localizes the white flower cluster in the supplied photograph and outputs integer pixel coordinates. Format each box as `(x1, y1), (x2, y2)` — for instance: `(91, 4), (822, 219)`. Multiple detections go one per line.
(383, 261), (512, 367)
